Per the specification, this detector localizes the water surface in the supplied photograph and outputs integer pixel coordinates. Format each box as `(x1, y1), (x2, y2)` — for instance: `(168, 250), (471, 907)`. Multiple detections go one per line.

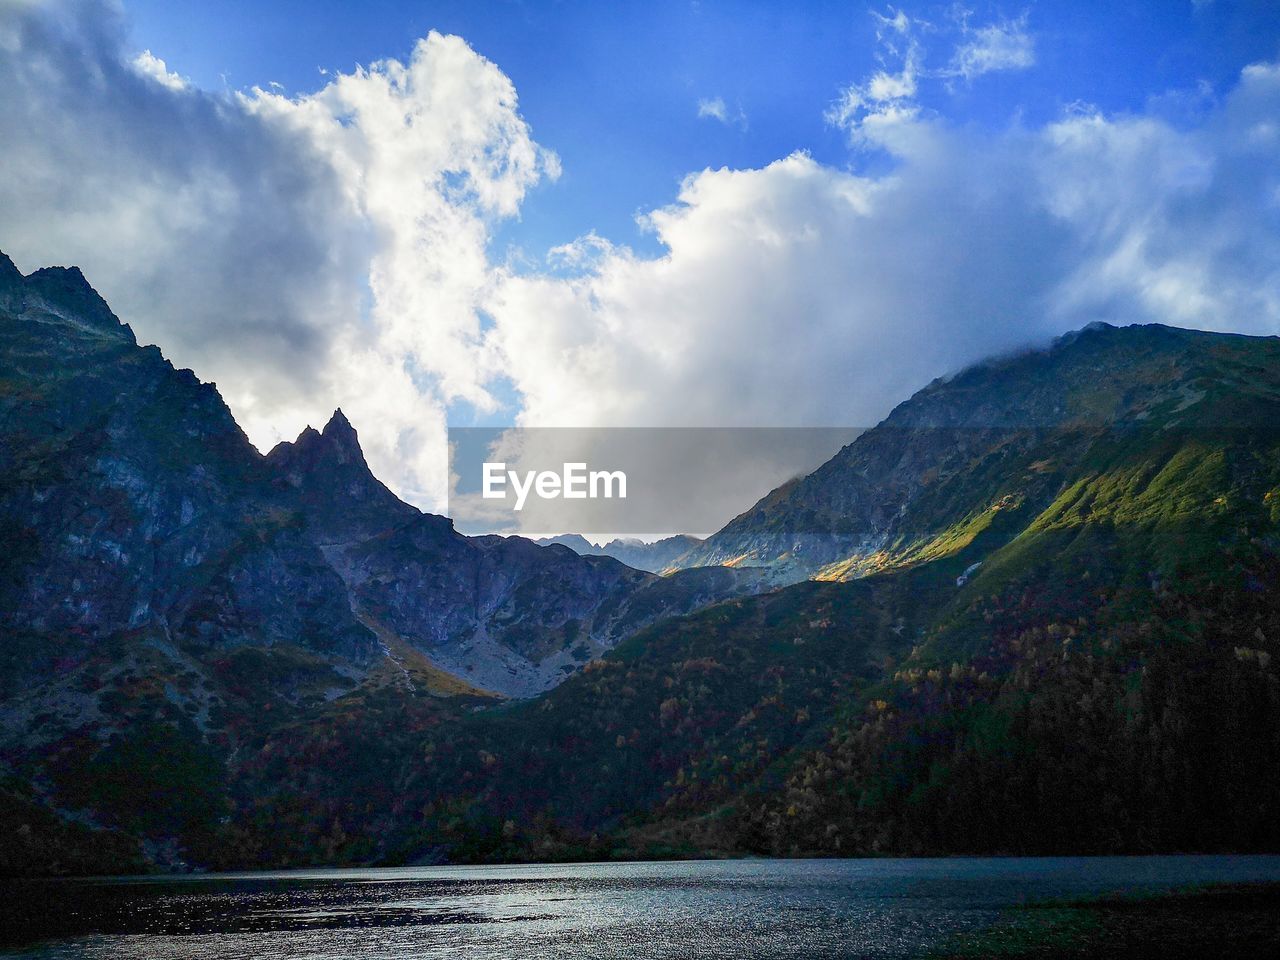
(4, 855), (1280, 958)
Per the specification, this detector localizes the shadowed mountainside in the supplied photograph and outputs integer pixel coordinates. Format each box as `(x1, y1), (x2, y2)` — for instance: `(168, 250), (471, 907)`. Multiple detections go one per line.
(224, 322), (1280, 866)
(0, 253), (762, 872)
(2, 251), (1279, 873)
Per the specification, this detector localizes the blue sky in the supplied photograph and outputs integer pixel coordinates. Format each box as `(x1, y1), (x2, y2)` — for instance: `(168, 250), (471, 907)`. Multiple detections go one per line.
(3, 1), (1280, 512)
(120, 1), (1280, 260)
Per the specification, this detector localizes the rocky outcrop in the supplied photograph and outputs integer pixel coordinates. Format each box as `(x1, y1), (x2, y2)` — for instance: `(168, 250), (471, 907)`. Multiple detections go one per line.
(265, 409), (418, 546)
(0, 252), (376, 664)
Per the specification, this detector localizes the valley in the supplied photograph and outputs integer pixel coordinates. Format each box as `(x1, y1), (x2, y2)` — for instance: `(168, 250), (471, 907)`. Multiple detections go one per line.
(2, 253), (1279, 873)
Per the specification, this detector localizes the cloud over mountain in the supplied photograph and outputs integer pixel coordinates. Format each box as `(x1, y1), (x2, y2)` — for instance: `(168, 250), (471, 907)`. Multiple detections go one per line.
(0, 0), (555, 506)
(2, 1), (1278, 514)
(487, 59), (1280, 433)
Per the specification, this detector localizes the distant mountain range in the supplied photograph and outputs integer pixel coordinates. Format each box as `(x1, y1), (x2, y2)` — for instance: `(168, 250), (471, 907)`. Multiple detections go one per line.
(533, 534), (704, 573)
(2, 251), (1279, 874)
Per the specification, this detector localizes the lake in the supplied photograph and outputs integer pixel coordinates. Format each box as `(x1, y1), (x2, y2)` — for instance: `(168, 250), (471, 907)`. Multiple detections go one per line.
(4, 856), (1280, 958)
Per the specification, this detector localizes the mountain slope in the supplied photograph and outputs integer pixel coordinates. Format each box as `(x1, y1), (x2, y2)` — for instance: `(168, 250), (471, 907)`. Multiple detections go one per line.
(676, 322), (1280, 584)
(0, 254), (376, 665)
(0, 252), (763, 872)
(222, 322), (1280, 866)
(321, 510), (764, 696)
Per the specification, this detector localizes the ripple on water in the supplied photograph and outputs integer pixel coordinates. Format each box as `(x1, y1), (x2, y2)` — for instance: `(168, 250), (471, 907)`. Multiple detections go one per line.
(4, 856), (1280, 959)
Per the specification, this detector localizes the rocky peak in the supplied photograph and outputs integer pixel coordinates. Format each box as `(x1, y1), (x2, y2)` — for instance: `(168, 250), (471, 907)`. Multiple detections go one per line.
(0, 250), (134, 343)
(26, 264), (132, 338)
(267, 408), (418, 543)
(320, 408), (362, 466)
(268, 409), (371, 477)
(0, 250), (22, 288)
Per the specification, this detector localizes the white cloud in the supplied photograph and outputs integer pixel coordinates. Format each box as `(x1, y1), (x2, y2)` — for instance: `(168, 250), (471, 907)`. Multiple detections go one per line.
(829, 8), (1037, 142)
(697, 96), (727, 122)
(697, 95), (747, 130)
(487, 144), (1057, 432)
(0, 0), (556, 508)
(946, 13), (1035, 82)
(4, 0), (1279, 529)
(488, 61), (1280, 443)
(130, 49), (186, 90)
(1036, 68), (1280, 331)
(826, 8), (923, 143)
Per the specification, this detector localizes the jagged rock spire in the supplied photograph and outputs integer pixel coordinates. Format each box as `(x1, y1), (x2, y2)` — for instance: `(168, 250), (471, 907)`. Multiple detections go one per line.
(265, 408), (418, 543)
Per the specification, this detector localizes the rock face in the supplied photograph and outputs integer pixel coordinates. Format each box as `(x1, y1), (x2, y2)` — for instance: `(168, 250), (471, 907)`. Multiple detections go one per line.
(331, 523), (761, 695)
(0, 253), (375, 664)
(674, 321), (1280, 583)
(0, 252), (770, 873)
(258, 410), (764, 697)
(265, 409), (418, 546)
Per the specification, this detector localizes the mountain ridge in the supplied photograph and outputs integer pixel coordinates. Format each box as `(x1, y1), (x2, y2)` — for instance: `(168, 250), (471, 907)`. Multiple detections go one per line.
(672, 320), (1280, 583)
(0, 251), (766, 699)
(533, 534), (706, 573)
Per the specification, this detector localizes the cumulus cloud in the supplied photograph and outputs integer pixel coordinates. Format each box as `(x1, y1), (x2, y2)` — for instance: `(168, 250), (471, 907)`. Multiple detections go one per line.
(486, 146), (1058, 432)
(130, 49), (186, 90)
(486, 61), (1280, 444)
(4, 0), (1280, 530)
(0, 0), (556, 507)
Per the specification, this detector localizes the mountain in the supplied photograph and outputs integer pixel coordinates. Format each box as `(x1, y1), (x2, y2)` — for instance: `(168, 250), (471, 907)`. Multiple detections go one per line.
(673, 321), (1280, 584)
(261, 413), (761, 697)
(534, 534), (705, 573)
(317, 513), (762, 697)
(4, 249), (1279, 873)
(218, 321), (1280, 867)
(0, 252), (762, 872)
(0, 255), (376, 665)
